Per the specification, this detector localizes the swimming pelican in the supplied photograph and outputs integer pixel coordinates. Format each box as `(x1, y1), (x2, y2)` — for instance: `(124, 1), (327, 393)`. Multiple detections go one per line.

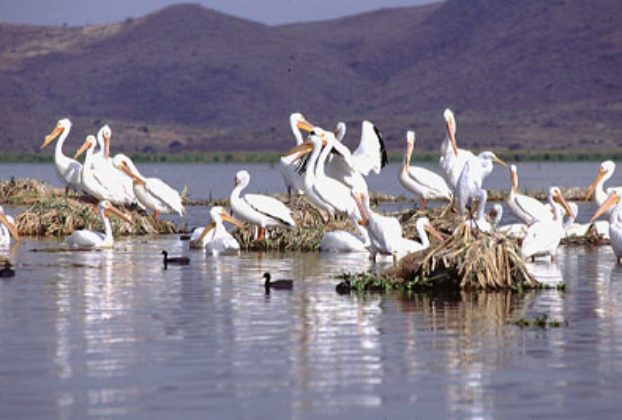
(40, 118), (82, 194)
(456, 151), (507, 217)
(590, 191), (622, 263)
(439, 108), (475, 189)
(398, 130), (452, 208)
(63, 200), (132, 249)
(279, 113), (314, 198)
(189, 206), (245, 255)
(506, 164), (552, 225)
(116, 158), (185, 220)
(562, 202), (609, 239)
(319, 212), (370, 253)
(230, 170), (296, 241)
(521, 187), (574, 261)
(0, 206), (20, 247)
(586, 161), (622, 218)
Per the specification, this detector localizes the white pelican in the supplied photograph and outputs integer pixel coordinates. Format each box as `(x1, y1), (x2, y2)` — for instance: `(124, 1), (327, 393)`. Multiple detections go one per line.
(63, 200), (132, 249)
(116, 158), (185, 220)
(40, 118), (82, 194)
(297, 133), (336, 218)
(506, 164), (552, 225)
(563, 201), (609, 239)
(279, 113), (314, 198)
(398, 130), (452, 209)
(439, 108), (475, 189)
(319, 213), (370, 253)
(456, 151), (506, 217)
(95, 125), (137, 205)
(492, 204), (529, 238)
(0, 206), (20, 247)
(230, 170), (296, 241)
(586, 161), (622, 218)
(521, 187), (574, 261)
(590, 191), (622, 263)
(189, 206), (245, 254)
(399, 217), (442, 254)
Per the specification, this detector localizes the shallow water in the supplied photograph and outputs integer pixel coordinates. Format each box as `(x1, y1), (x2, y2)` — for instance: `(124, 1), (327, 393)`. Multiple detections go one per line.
(1, 161), (622, 417)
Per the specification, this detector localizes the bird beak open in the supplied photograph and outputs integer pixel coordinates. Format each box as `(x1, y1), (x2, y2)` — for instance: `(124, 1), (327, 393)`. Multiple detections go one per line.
(493, 156), (508, 168)
(297, 118), (315, 133)
(591, 191), (618, 222)
(586, 166), (607, 201)
(221, 211), (245, 229)
(40, 125), (63, 150)
(73, 140), (92, 160)
(553, 190), (575, 219)
(105, 204), (133, 225)
(425, 224), (443, 241)
(0, 213), (20, 244)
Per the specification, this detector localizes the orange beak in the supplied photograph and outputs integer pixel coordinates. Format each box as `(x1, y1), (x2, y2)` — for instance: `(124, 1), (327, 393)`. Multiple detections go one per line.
(297, 118), (315, 133)
(586, 166), (607, 201)
(73, 139), (92, 160)
(553, 190), (575, 219)
(447, 119), (458, 157)
(40, 125), (63, 150)
(105, 204), (133, 225)
(0, 213), (20, 244)
(425, 224), (443, 241)
(591, 191), (619, 222)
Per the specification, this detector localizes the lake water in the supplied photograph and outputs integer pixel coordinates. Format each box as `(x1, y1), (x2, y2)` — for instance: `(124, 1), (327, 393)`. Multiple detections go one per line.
(1, 161), (622, 418)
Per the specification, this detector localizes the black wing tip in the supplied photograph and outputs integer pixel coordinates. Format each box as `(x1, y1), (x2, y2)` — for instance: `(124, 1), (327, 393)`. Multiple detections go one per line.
(373, 125), (389, 168)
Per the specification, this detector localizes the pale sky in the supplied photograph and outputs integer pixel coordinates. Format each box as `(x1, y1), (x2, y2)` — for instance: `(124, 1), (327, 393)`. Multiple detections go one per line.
(0, 0), (439, 26)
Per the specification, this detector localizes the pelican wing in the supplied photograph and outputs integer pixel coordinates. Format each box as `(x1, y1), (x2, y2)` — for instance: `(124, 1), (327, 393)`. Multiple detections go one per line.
(351, 121), (388, 176)
(407, 167), (452, 198)
(513, 194), (550, 223)
(244, 194), (295, 227)
(144, 178), (185, 215)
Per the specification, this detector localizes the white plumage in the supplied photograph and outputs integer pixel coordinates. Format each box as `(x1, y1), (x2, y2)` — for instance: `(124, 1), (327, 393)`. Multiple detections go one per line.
(590, 191), (622, 263)
(456, 151), (506, 217)
(63, 200), (132, 249)
(190, 206), (244, 255)
(0, 206), (20, 247)
(587, 160), (622, 219)
(40, 118), (83, 193)
(506, 165), (552, 225)
(439, 108), (475, 189)
(279, 113), (312, 198)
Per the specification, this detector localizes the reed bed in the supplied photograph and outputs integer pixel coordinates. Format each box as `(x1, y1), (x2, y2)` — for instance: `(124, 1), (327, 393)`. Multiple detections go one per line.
(0, 178), (64, 205)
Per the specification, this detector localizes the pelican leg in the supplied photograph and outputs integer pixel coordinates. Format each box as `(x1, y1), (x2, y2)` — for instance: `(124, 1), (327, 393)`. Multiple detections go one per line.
(287, 186), (292, 200)
(257, 227), (265, 241)
(153, 210), (159, 221)
(421, 198), (428, 210)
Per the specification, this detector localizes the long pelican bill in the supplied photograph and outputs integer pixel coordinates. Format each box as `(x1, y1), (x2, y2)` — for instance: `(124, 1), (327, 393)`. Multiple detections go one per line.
(104, 133), (111, 160)
(221, 212), (245, 229)
(424, 224), (443, 241)
(118, 162), (145, 185)
(194, 222), (217, 245)
(0, 213), (20, 244)
(553, 189), (575, 219)
(73, 139), (92, 159)
(493, 155), (508, 168)
(353, 192), (369, 226)
(586, 166), (607, 201)
(297, 118), (314, 133)
(447, 119), (458, 157)
(40, 125), (64, 150)
(105, 204), (133, 224)
(591, 191), (619, 222)
(510, 167), (518, 193)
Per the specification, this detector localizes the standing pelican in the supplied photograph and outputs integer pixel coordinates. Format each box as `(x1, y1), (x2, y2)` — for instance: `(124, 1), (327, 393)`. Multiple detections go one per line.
(63, 200), (132, 249)
(439, 108), (475, 189)
(586, 161), (622, 218)
(116, 158), (185, 219)
(506, 165), (552, 224)
(521, 187), (574, 261)
(0, 206), (20, 247)
(279, 113), (314, 198)
(398, 130), (452, 209)
(190, 206), (245, 254)
(590, 191), (622, 263)
(40, 118), (82, 194)
(230, 170), (296, 241)
(456, 151), (507, 217)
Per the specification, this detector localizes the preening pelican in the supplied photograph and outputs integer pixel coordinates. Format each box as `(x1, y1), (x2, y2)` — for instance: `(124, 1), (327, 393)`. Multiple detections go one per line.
(399, 217), (442, 254)
(279, 113), (314, 198)
(189, 206), (245, 255)
(40, 118), (82, 194)
(0, 206), (20, 247)
(230, 170), (296, 241)
(63, 200), (132, 249)
(586, 161), (622, 218)
(456, 151), (506, 217)
(439, 108), (475, 189)
(319, 213), (370, 253)
(398, 130), (452, 208)
(521, 187), (574, 261)
(116, 158), (185, 220)
(591, 191), (622, 263)
(506, 164), (552, 225)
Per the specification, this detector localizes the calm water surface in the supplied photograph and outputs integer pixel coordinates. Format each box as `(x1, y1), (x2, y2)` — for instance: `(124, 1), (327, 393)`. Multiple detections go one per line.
(1, 161), (622, 418)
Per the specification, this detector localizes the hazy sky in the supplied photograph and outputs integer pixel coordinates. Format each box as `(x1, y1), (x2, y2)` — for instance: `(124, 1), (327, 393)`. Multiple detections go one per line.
(0, 0), (439, 26)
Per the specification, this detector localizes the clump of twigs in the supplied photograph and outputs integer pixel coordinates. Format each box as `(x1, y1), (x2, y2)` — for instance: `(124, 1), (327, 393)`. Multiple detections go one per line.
(0, 178), (63, 205)
(561, 223), (610, 246)
(16, 196), (175, 237)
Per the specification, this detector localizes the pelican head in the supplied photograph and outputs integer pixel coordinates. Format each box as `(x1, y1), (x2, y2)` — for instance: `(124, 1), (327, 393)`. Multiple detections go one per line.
(586, 160), (615, 201)
(550, 187), (575, 219)
(417, 217), (443, 241)
(334, 122), (346, 141)
(479, 151), (507, 168)
(73, 135), (97, 159)
(210, 206), (245, 228)
(591, 190), (619, 222)
(98, 124), (112, 159)
(116, 159), (145, 185)
(41, 118), (71, 150)
(295, 114), (314, 133)
(234, 170), (250, 188)
(443, 108), (457, 156)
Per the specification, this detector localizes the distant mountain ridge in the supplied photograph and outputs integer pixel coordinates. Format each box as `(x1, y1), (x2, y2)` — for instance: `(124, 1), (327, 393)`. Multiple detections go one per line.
(0, 0), (620, 155)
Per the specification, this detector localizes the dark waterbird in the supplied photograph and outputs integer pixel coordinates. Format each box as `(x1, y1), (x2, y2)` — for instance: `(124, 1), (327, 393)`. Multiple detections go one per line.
(0, 261), (15, 278)
(162, 250), (190, 269)
(264, 272), (293, 292)
(335, 278), (351, 295)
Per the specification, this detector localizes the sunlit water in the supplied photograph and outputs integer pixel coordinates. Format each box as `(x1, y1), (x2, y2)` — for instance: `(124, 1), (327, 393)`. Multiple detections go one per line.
(1, 162), (622, 417)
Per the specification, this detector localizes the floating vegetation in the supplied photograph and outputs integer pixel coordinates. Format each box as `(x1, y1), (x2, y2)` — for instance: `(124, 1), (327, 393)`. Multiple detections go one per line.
(16, 196), (175, 237)
(561, 223), (610, 247)
(511, 314), (567, 328)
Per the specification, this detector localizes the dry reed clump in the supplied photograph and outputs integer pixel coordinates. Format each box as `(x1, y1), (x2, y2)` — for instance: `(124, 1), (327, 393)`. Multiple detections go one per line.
(561, 223), (610, 246)
(16, 196), (176, 237)
(385, 223), (539, 291)
(0, 178), (64, 205)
